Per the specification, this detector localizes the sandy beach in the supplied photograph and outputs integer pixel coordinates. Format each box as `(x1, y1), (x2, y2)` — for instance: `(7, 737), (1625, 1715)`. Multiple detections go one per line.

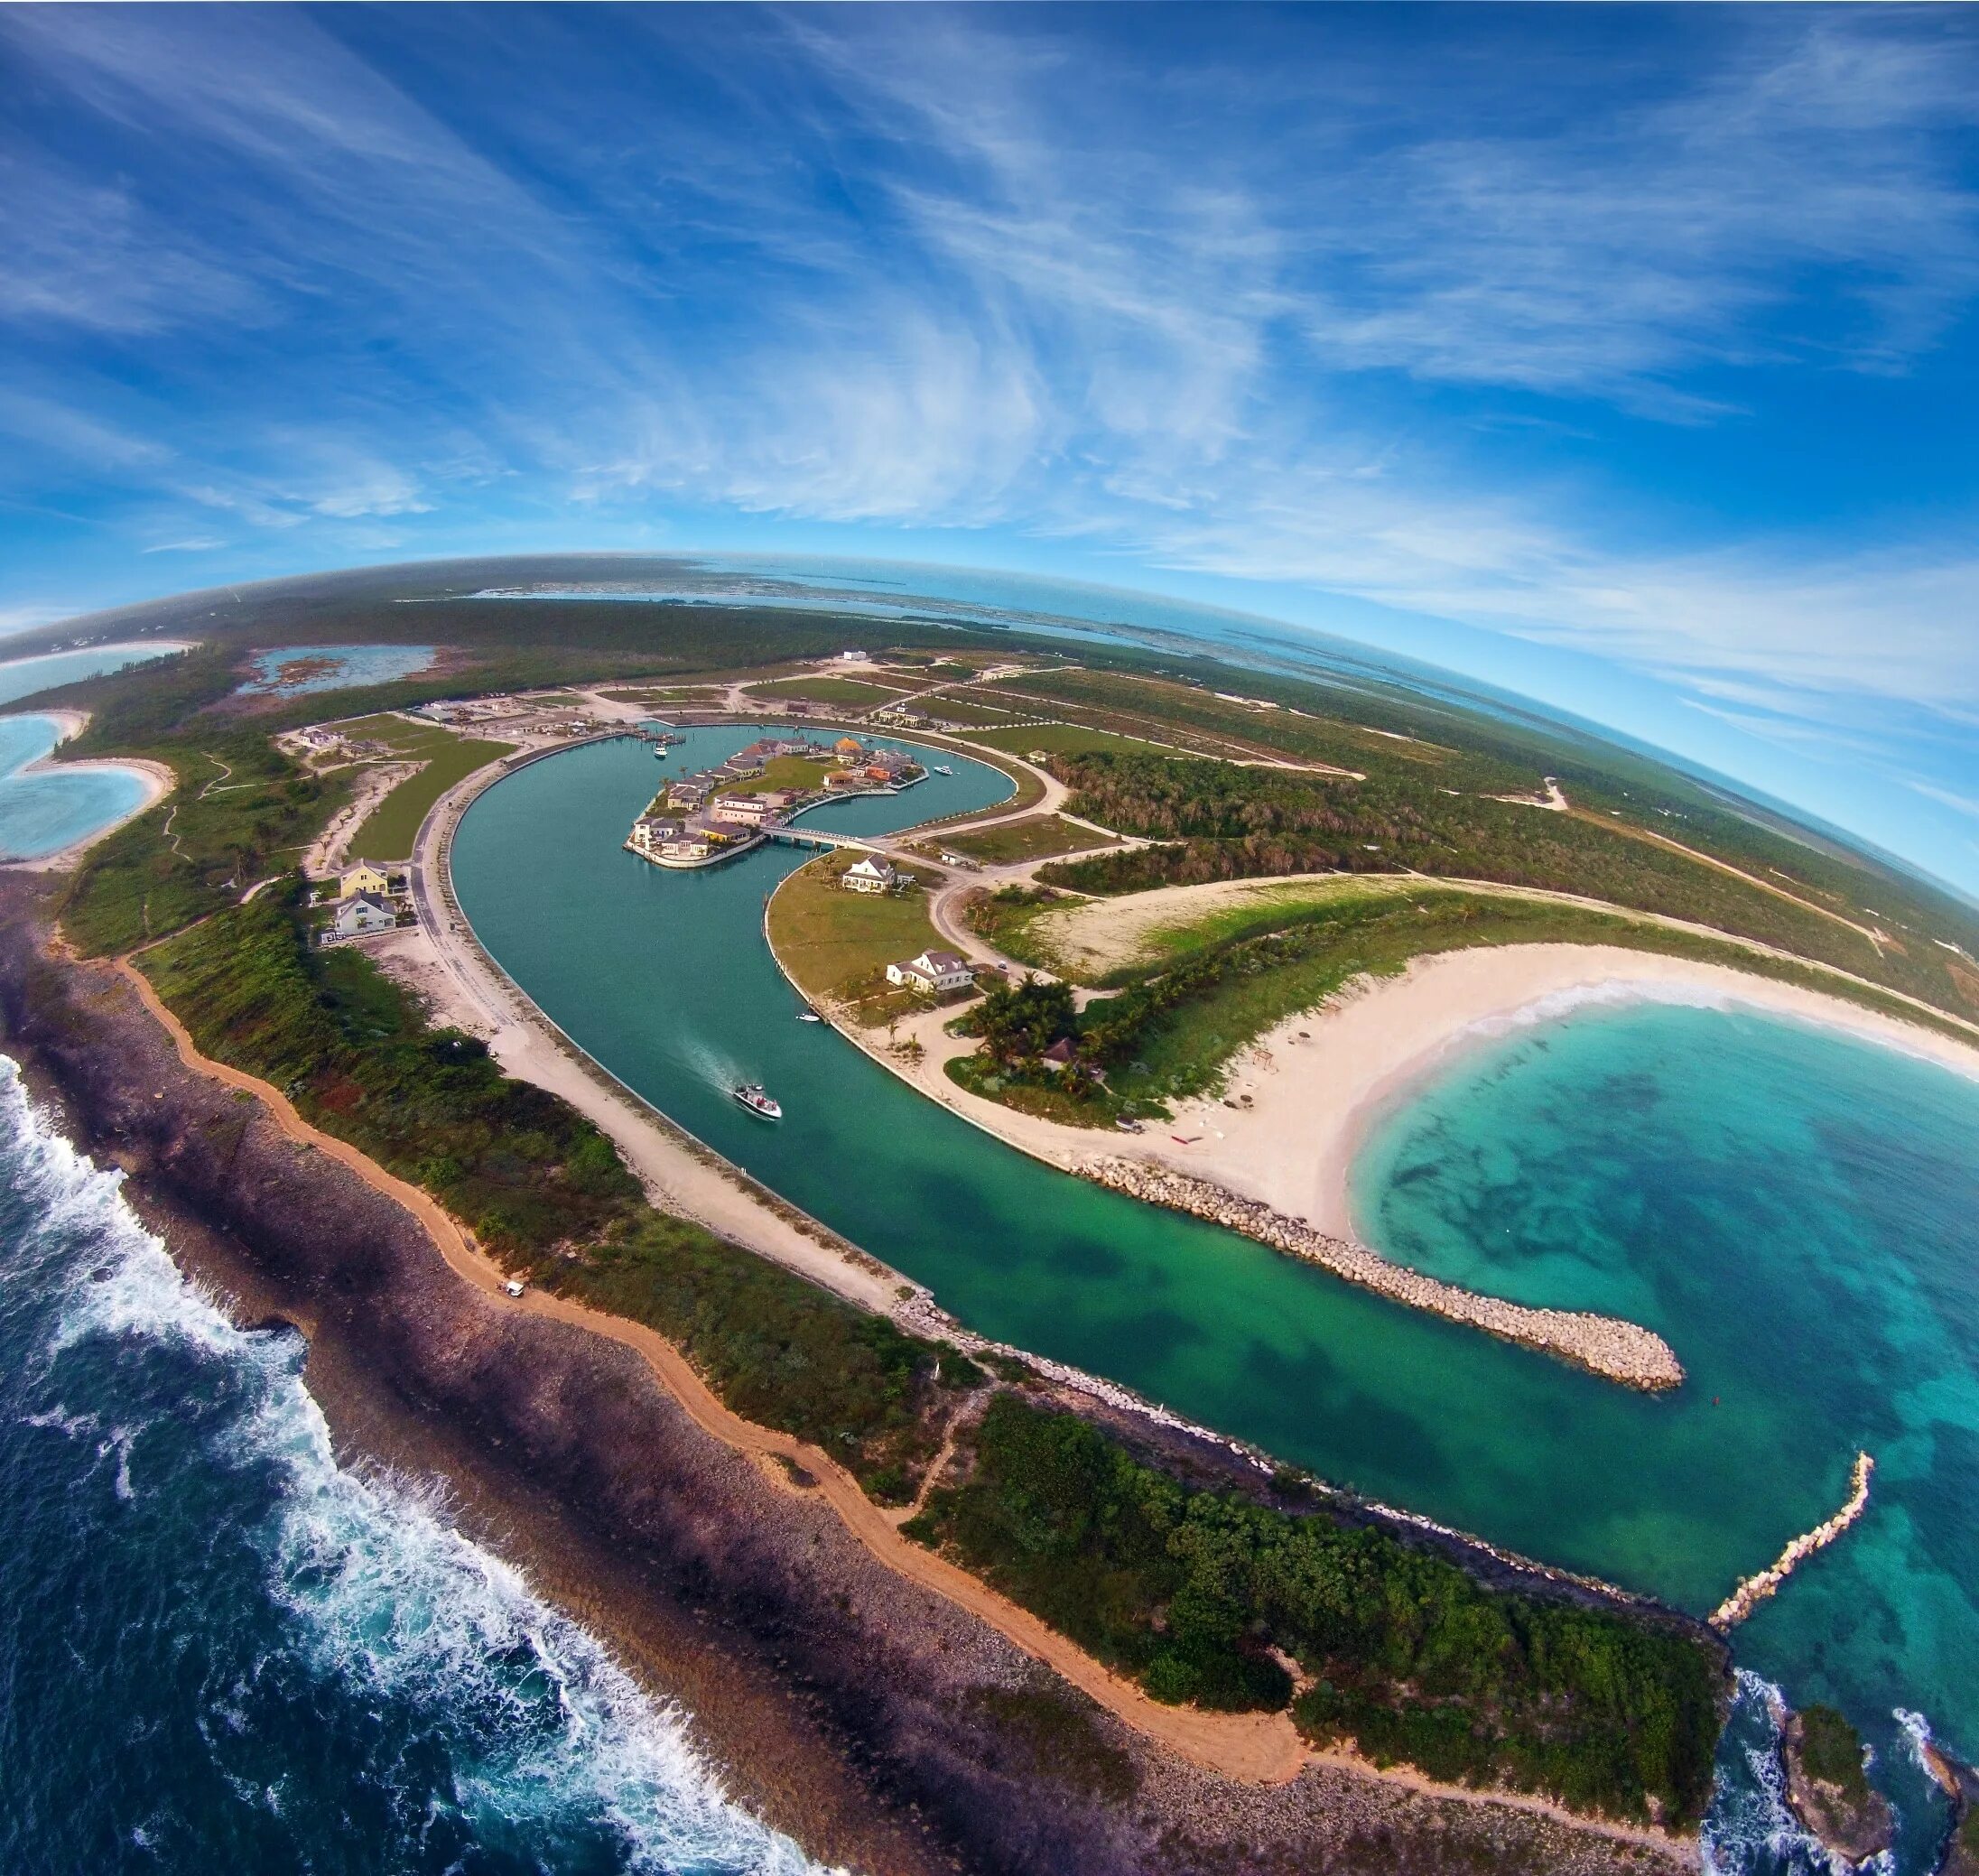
(1166, 943), (1979, 1239)
(0, 708), (176, 871)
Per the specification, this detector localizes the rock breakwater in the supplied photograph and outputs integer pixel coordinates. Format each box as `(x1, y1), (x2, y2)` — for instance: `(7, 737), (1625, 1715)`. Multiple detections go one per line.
(1709, 1452), (1873, 1631)
(1082, 1156), (1685, 1391)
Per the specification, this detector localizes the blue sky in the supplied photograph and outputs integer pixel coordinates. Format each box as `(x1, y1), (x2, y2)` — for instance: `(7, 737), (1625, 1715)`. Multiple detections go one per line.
(4, 5), (1978, 890)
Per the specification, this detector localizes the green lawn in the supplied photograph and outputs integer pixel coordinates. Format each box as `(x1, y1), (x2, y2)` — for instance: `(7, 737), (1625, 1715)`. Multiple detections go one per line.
(961, 721), (1168, 760)
(943, 814), (1121, 866)
(909, 693), (1041, 728)
(348, 734), (515, 859)
(744, 675), (909, 704)
(723, 752), (839, 794)
(330, 711), (460, 755)
(766, 853), (949, 1005)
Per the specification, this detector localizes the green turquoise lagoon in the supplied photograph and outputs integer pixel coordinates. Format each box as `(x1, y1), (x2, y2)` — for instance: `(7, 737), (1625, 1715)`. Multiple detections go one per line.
(453, 730), (1979, 1843)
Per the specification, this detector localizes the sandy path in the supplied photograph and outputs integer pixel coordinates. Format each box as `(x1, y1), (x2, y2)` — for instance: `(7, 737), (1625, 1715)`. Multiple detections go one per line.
(302, 760), (423, 877)
(108, 951), (1307, 1788)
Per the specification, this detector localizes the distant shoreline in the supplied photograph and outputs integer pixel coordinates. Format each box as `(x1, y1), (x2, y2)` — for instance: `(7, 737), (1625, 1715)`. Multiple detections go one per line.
(0, 709), (175, 872)
(1154, 943), (1979, 1243)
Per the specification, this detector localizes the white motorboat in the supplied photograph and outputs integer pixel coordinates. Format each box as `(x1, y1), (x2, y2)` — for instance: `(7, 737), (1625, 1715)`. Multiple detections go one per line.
(731, 1082), (784, 1119)
(797, 1007), (822, 1023)
(932, 764), (953, 775)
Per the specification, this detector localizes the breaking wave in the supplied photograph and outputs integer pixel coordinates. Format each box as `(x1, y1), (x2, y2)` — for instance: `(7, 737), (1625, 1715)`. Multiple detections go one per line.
(0, 1055), (831, 1874)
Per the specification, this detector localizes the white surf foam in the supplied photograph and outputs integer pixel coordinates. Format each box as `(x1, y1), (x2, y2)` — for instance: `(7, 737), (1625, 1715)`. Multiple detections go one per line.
(0, 1054), (835, 1875)
(1703, 1671), (1845, 1876)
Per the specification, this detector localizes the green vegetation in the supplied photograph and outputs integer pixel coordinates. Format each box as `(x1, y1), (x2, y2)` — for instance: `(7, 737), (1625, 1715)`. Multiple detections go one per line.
(909, 1396), (1721, 1825)
(352, 732), (514, 860)
(721, 752), (838, 795)
(941, 813), (1120, 866)
(961, 720), (1167, 760)
(138, 892), (972, 1500)
(1797, 1705), (1871, 1804)
(1039, 750), (1979, 1018)
(766, 853), (952, 1018)
(908, 693), (1039, 728)
(745, 675), (906, 704)
(51, 648), (353, 956)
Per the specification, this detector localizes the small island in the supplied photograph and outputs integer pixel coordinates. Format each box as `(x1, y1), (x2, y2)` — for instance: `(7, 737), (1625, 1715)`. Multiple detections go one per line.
(625, 731), (924, 868)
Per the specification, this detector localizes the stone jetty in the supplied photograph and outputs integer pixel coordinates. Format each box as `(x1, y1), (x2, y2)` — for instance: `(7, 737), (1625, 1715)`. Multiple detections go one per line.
(1081, 1156), (1686, 1391)
(1709, 1452), (1873, 1631)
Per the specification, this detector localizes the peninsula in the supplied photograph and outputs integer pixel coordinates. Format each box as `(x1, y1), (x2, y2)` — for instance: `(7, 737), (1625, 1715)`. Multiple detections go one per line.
(8, 557), (1979, 1872)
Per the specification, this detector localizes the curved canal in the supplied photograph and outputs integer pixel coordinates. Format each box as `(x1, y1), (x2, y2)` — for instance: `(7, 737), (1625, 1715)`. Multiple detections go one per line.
(452, 728), (1979, 1801)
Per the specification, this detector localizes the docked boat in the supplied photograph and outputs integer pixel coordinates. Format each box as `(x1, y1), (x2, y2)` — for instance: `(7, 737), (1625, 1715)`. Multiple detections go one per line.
(796, 1007), (822, 1023)
(731, 1082), (784, 1119)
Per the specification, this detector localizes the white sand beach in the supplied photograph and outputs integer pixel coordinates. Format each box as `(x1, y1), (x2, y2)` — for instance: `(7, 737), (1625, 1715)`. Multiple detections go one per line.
(2, 710), (176, 871)
(1164, 944), (1979, 1239)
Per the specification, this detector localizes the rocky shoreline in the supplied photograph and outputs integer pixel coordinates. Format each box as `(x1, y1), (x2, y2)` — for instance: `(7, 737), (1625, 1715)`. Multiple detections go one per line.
(1085, 1156), (1686, 1391)
(0, 879), (1697, 1876)
(1709, 1453), (1874, 1630)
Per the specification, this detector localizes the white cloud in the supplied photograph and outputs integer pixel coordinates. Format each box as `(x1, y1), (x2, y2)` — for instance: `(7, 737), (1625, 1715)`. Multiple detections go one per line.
(141, 536), (226, 554)
(2, 2), (1976, 761)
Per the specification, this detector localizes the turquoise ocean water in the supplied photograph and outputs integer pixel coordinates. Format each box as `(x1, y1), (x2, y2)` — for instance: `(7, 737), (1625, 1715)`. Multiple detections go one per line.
(0, 643), (180, 861)
(242, 644), (436, 693)
(1354, 999), (1979, 1845)
(452, 732), (1979, 1868)
(0, 715), (150, 862)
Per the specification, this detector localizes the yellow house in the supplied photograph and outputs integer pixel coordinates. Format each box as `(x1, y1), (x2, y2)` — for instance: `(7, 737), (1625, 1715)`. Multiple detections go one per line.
(339, 861), (392, 898)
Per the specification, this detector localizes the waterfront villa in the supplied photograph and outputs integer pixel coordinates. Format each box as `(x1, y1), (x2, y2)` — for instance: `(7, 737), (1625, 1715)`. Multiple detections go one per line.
(330, 892), (397, 940)
(339, 861), (392, 898)
(886, 949), (976, 994)
(842, 855), (899, 894)
(1040, 1036), (1077, 1073)
(627, 816), (684, 857)
(834, 737), (867, 766)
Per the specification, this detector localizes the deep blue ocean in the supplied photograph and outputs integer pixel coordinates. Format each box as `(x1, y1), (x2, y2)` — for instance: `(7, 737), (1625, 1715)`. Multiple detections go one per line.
(0, 1061), (823, 1876)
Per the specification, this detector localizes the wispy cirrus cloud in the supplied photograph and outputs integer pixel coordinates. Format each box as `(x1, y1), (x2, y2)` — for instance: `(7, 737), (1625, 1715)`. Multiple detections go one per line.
(1, 0), (1976, 840)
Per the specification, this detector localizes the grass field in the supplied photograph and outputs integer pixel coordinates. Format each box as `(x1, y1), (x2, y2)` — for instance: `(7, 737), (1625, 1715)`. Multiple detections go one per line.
(744, 675), (909, 705)
(943, 814), (1121, 866)
(1025, 875), (1423, 980)
(348, 732), (515, 859)
(908, 694), (1042, 728)
(722, 753), (839, 794)
(330, 712), (458, 753)
(960, 721), (1168, 760)
(766, 853), (948, 1009)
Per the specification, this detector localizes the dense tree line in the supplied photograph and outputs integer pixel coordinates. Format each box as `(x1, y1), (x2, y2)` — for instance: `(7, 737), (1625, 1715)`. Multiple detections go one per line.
(1041, 752), (1972, 1013)
(911, 1396), (1723, 1826)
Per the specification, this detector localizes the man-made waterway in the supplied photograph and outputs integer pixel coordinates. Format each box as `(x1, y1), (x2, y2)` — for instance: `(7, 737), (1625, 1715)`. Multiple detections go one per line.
(453, 729), (1976, 1862)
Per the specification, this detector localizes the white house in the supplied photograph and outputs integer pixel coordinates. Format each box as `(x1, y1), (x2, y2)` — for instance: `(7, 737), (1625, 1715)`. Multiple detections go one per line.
(841, 855), (899, 894)
(330, 893), (397, 939)
(886, 949), (975, 994)
(627, 816), (684, 856)
(712, 794), (771, 825)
